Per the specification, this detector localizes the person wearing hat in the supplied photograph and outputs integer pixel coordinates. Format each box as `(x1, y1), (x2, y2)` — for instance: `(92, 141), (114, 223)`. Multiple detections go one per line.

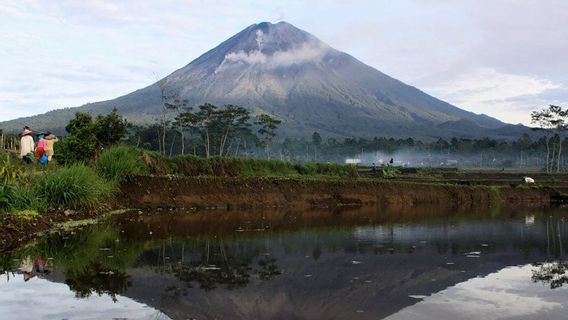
(44, 131), (59, 162)
(19, 126), (35, 164)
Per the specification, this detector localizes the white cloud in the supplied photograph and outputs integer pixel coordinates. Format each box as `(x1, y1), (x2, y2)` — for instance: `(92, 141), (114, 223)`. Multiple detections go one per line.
(218, 42), (329, 72)
(385, 265), (568, 320)
(0, 274), (170, 320)
(421, 68), (563, 124)
(0, 0), (567, 126)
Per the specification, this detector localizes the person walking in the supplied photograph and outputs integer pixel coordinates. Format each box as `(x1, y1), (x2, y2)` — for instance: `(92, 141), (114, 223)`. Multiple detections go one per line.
(44, 132), (59, 162)
(36, 133), (48, 165)
(19, 127), (35, 164)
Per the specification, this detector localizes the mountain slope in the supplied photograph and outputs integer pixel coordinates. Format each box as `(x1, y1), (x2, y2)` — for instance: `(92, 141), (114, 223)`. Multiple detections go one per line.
(1, 21), (516, 138)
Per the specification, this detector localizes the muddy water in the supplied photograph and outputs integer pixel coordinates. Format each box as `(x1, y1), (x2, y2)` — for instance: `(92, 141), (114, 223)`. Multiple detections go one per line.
(2, 205), (568, 320)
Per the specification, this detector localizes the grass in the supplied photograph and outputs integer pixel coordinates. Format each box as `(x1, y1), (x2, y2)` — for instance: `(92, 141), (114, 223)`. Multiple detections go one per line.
(168, 155), (356, 178)
(33, 164), (116, 210)
(96, 145), (148, 182)
(0, 184), (48, 214)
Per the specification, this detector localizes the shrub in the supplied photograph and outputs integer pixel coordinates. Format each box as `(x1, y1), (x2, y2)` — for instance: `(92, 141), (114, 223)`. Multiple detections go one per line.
(294, 162), (356, 177)
(0, 184), (47, 213)
(96, 145), (148, 182)
(34, 164), (116, 210)
(0, 154), (24, 185)
(380, 166), (401, 178)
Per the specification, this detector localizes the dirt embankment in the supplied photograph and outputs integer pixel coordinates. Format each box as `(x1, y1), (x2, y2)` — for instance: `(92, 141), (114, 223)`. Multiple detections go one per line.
(118, 176), (555, 210)
(1, 176), (558, 254)
(0, 210), (103, 254)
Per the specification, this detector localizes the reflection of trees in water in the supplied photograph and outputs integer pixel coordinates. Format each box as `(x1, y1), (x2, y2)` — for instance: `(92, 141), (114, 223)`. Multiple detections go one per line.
(532, 262), (568, 289)
(3, 225), (143, 301)
(257, 256), (281, 281)
(150, 237), (281, 291)
(65, 262), (131, 302)
(532, 217), (568, 289)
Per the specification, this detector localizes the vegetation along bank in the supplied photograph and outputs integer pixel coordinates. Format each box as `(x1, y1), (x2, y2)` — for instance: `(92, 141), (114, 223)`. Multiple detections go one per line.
(2, 144), (565, 253)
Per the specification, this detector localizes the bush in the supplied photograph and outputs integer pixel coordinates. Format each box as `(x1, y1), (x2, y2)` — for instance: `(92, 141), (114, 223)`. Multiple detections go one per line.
(54, 135), (99, 165)
(34, 164), (116, 210)
(380, 166), (401, 178)
(294, 162), (356, 177)
(96, 145), (148, 182)
(0, 154), (24, 185)
(0, 184), (47, 213)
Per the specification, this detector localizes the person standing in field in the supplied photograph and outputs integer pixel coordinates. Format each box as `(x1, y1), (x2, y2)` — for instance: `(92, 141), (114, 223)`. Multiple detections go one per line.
(19, 127), (35, 164)
(44, 132), (58, 163)
(35, 132), (47, 164)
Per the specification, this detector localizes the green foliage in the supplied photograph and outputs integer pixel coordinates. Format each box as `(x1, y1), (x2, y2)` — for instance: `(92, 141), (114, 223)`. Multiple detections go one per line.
(0, 184), (14, 212)
(0, 153), (23, 184)
(55, 135), (98, 165)
(56, 108), (130, 165)
(380, 166), (401, 178)
(294, 162), (356, 177)
(0, 184), (47, 213)
(96, 145), (148, 182)
(255, 114), (281, 158)
(33, 164), (116, 210)
(94, 109), (132, 146)
(163, 154), (355, 178)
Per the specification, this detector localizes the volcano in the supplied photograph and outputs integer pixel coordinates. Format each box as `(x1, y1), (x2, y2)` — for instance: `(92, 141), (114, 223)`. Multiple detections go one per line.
(1, 21), (518, 138)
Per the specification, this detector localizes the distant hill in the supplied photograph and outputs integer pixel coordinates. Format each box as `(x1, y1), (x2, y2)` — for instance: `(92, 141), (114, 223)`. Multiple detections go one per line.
(0, 21), (530, 139)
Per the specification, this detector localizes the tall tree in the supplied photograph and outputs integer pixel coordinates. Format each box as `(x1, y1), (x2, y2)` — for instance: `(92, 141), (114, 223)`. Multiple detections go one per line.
(312, 131), (322, 160)
(531, 105), (567, 172)
(94, 108), (131, 147)
(195, 103), (218, 158)
(216, 105), (251, 156)
(164, 97), (190, 156)
(255, 114), (281, 159)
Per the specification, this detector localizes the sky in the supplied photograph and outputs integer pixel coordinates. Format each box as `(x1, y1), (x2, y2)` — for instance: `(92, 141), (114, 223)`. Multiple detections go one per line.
(0, 274), (171, 319)
(0, 0), (566, 125)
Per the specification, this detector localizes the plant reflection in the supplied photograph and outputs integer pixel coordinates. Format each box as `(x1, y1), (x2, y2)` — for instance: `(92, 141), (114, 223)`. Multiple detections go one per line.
(65, 262), (131, 302)
(531, 216), (568, 289)
(152, 238), (281, 291)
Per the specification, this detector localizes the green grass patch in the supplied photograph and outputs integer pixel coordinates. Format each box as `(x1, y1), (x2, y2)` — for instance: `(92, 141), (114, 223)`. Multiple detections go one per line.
(96, 145), (148, 182)
(167, 155), (356, 178)
(0, 184), (48, 214)
(33, 164), (116, 210)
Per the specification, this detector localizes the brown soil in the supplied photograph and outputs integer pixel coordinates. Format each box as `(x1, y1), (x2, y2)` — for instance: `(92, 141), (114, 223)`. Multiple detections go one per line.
(117, 176), (552, 210)
(0, 210), (102, 254)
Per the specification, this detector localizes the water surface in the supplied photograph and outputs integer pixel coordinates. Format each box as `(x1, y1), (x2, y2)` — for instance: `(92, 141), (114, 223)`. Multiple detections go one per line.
(2, 205), (568, 319)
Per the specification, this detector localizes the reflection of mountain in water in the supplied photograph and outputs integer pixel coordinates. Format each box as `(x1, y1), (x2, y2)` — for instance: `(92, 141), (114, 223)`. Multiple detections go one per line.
(2, 206), (568, 319)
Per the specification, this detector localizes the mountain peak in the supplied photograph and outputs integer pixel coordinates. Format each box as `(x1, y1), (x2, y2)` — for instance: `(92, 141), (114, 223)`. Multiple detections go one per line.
(0, 21), (512, 139)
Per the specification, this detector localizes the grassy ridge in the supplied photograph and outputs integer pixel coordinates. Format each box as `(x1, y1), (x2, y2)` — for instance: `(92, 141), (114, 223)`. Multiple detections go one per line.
(159, 153), (357, 178)
(0, 145), (358, 215)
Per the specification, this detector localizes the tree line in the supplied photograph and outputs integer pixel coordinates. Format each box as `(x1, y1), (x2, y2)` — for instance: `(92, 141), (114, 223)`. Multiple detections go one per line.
(4, 101), (568, 170)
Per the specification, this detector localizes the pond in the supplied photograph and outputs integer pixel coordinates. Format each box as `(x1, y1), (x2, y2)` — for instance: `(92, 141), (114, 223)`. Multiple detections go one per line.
(1, 205), (568, 319)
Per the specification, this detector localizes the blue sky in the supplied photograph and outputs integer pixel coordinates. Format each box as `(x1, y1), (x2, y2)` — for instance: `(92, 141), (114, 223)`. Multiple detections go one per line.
(0, 0), (566, 125)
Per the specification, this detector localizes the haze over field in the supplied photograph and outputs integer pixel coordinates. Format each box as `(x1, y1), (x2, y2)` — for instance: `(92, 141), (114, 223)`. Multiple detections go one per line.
(0, 0), (566, 126)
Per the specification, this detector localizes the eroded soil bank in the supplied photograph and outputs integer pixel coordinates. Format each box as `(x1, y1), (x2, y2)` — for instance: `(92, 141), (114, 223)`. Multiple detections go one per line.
(119, 176), (556, 209)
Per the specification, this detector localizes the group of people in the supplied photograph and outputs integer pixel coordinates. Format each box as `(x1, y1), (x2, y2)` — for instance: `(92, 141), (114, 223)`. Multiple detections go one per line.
(19, 255), (52, 282)
(19, 126), (58, 164)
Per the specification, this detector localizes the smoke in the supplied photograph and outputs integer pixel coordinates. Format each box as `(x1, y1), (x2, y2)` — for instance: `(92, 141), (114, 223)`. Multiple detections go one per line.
(255, 30), (265, 51)
(216, 41), (329, 73)
(353, 149), (478, 168)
